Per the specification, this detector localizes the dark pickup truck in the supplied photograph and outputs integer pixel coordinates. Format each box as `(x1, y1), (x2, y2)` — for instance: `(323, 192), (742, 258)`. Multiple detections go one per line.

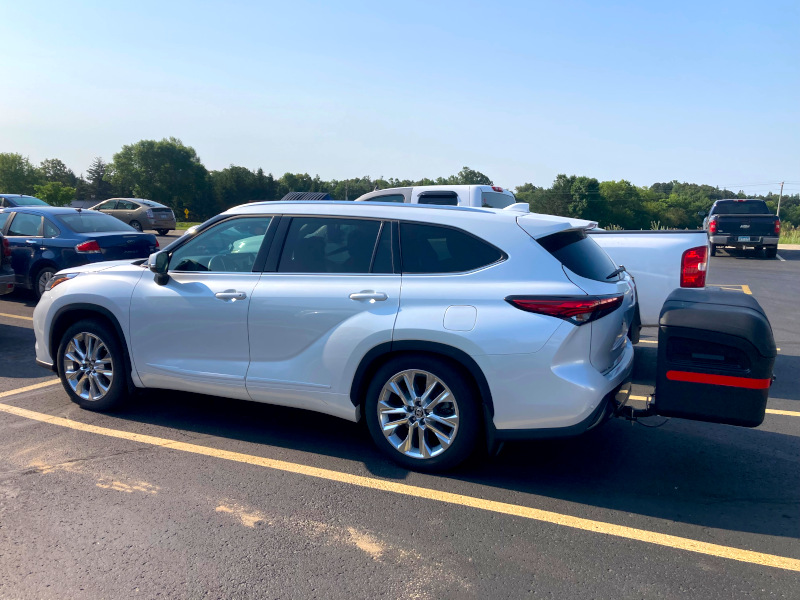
(703, 199), (780, 258)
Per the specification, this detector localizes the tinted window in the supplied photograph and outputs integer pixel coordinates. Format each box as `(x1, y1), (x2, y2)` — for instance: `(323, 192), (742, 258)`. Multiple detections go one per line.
(711, 201), (770, 215)
(400, 223), (503, 273)
(278, 217), (382, 274)
(481, 192), (515, 208)
(43, 219), (60, 238)
(94, 201), (117, 210)
(418, 192), (458, 206)
(59, 212), (136, 233)
(170, 217), (271, 272)
(11, 196), (48, 206)
(118, 200), (138, 210)
(7, 213), (42, 236)
(370, 194), (405, 203)
(137, 200), (166, 207)
(0, 213), (10, 230)
(538, 229), (619, 282)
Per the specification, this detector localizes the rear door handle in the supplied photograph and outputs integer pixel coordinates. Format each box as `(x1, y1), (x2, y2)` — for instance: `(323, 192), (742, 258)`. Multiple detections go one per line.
(349, 291), (388, 302)
(215, 290), (247, 301)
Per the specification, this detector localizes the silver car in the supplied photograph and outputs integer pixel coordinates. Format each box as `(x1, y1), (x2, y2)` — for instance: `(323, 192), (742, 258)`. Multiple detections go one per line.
(90, 198), (176, 235)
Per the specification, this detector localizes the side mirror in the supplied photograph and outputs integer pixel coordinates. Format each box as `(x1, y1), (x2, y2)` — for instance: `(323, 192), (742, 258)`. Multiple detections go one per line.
(148, 251), (170, 285)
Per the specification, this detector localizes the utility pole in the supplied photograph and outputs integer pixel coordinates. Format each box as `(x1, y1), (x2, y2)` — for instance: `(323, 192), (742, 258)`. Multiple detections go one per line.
(777, 181), (784, 217)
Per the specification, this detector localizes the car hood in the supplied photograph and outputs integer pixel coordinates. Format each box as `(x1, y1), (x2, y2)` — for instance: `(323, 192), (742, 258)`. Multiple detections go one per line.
(58, 259), (148, 276)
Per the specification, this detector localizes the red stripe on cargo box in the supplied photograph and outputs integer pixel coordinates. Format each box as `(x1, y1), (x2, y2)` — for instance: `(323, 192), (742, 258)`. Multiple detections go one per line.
(666, 370), (771, 389)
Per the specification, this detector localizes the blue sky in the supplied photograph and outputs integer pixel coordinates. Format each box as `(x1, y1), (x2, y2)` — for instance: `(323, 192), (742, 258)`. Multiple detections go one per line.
(1, 0), (798, 195)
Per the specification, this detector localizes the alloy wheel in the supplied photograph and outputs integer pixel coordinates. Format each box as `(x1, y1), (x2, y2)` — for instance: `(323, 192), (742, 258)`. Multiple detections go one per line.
(62, 332), (115, 401)
(377, 369), (460, 460)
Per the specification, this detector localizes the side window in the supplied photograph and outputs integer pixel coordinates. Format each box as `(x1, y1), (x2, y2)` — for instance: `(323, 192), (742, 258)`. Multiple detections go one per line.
(370, 194), (406, 203)
(118, 201), (137, 210)
(278, 217), (383, 274)
(7, 213), (43, 237)
(169, 217), (271, 273)
(43, 219), (60, 238)
(400, 223), (504, 274)
(417, 192), (459, 206)
(0, 212), (11, 231)
(96, 201), (117, 210)
(0, 199), (7, 208)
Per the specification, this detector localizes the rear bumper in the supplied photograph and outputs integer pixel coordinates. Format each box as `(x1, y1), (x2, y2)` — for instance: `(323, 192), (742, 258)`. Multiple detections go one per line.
(0, 269), (14, 296)
(146, 217), (176, 230)
(710, 235), (779, 246)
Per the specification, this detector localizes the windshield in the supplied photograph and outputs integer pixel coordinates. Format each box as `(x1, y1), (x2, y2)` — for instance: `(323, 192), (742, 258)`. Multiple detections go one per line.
(136, 199), (167, 208)
(10, 196), (48, 206)
(711, 201), (770, 215)
(57, 212), (137, 233)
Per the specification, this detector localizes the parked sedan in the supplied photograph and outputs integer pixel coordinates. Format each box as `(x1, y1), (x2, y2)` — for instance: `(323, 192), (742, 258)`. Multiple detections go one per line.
(0, 233), (15, 295)
(0, 194), (50, 208)
(90, 198), (176, 235)
(0, 207), (158, 298)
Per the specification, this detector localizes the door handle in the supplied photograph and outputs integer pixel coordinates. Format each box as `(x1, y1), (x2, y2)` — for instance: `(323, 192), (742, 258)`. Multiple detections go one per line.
(215, 290), (247, 301)
(349, 291), (388, 302)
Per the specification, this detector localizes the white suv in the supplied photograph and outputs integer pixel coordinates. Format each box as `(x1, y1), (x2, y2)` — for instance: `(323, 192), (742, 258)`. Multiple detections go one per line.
(33, 201), (636, 470)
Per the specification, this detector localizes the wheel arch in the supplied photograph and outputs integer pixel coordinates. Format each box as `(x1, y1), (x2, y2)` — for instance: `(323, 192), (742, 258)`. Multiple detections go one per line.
(28, 259), (60, 289)
(350, 340), (495, 419)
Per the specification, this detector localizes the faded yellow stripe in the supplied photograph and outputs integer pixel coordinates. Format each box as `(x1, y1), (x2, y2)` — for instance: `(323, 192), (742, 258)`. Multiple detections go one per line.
(765, 408), (800, 417)
(0, 311), (33, 321)
(0, 379), (61, 398)
(0, 389), (798, 572)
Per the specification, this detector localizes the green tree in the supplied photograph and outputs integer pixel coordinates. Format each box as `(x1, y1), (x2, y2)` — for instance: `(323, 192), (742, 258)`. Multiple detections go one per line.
(39, 158), (77, 187)
(33, 182), (76, 206)
(107, 138), (211, 218)
(0, 153), (41, 194)
(84, 157), (114, 201)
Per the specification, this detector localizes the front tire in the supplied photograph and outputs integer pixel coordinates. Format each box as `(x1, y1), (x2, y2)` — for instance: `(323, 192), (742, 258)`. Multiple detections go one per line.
(130, 220), (143, 232)
(365, 355), (480, 471)
(57, 319), (128, 411)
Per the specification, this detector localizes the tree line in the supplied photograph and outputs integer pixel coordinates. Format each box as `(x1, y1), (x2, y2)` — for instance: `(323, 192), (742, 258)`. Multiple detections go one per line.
(1, 138), (797, 230)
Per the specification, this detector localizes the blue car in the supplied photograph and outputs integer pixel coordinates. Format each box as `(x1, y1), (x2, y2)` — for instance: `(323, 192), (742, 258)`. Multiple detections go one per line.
(0, 207), (159, 298)
(0, 194), (50, 208)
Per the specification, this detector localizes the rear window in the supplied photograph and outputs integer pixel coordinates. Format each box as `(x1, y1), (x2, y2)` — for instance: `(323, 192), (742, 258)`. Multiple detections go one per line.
(58, 212), (137, 233)
(400, 223), (504, 273)
(538, 229), (619, 282)
(10, 196), (48, 206)
(481, 192), (514, 208)
(369, 194), (406, 203)
(711, 201), (770, 215)
(417, 192), (459, 206)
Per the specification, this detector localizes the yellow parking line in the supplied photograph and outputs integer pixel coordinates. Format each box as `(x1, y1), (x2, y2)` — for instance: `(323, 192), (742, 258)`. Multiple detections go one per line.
(0, 384), (798, 572)
(0, 379), (61, 398)
(706, 284), (752, 295)
(0, 311), (33, 321)
(638, 340), (658, 345)
(741, 285), (752, 295)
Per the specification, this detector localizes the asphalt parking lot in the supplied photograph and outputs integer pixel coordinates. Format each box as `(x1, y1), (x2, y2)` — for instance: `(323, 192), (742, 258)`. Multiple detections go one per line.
(0, 244), (798, 599)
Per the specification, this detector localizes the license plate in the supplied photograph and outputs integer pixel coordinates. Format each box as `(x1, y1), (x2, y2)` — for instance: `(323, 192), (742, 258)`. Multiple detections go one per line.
(738, 236), (751, 242)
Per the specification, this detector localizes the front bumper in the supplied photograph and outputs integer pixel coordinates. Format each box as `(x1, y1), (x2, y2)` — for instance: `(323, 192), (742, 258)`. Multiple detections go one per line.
(710, 235), (779, 246)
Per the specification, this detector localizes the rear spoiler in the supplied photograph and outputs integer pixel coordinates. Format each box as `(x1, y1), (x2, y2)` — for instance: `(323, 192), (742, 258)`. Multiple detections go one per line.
(516, 212), (598, 240)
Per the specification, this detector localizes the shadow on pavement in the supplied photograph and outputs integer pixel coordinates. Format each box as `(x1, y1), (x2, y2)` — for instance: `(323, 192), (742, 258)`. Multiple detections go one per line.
(109, 373), (800, 542)
(0, 323), (48, 380)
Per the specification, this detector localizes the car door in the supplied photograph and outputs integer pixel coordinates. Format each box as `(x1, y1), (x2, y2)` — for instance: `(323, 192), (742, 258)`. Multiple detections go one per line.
(129, 215), (273, 399)
(117, 200), (138, 226)
(247, 216), (399, 419)
(4, 212), (44, 286)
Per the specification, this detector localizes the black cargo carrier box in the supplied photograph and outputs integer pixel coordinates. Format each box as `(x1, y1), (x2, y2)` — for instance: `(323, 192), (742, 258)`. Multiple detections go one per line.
(654, 288), (776, 427)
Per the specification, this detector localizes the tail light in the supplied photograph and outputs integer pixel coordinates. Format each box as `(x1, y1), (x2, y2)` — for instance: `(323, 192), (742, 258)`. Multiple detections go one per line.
(146, 208), (154, 218)
(155, 239), (160, 249)
(775, 219), (781, 235)
(708, 216), (718, 234)
(505, 294), (624, 325)
(75, 240), (102, 254)
(2, 238), (10, 258)
(680, 246), (707, 288)
(491, 186), (504, 192)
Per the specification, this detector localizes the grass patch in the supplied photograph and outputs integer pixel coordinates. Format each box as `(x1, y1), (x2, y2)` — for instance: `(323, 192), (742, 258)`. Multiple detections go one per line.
(175, 221), (203, 230)
(780, 226), (800, 244)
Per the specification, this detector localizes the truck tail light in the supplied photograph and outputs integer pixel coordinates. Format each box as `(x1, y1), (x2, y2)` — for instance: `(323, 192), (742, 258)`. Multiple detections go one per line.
(2, 238), (10, 258)
(491, 186), (504, 192)
(75, 240), (102, 254)
(505, 294), (624, 325)
(708, 216), (718, 234)
(775, 219), (781, 235)
(681, 246), (708, 288)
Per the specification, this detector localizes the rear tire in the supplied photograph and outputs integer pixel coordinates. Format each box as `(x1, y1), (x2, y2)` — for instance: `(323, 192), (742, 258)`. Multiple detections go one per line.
(34, 266), (57, 300)
(709, 244), (717, 257)
(364, 355), (480, 471)
(57, 319), (128, 411)
(764, 246), (777, 259)
(130, 220), (143, 232)
(156, 229), (170, 236)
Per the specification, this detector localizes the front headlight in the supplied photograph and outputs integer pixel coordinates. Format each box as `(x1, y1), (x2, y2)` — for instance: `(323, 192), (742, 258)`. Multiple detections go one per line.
(45, 272), (80, 292)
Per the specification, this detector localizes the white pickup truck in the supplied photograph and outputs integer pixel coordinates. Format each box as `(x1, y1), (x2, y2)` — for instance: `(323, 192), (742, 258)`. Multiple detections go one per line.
(355, 185), (709, 329)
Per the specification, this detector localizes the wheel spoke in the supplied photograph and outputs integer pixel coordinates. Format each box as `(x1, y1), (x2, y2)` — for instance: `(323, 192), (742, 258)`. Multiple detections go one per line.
(427, 412), (459, 430)
(425, 421), (453, 449)
(91, 372), (110, 394)
(425, 390), (450, 411)
(400, 423), (416, 454)
(388, 380), (413, 407)
(65, 368), (81, 380)
(70, 337), (86, 361)
(419, 374), (437, 405)
(417, 425), (430, 459)
(382, 416), (409, 434)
